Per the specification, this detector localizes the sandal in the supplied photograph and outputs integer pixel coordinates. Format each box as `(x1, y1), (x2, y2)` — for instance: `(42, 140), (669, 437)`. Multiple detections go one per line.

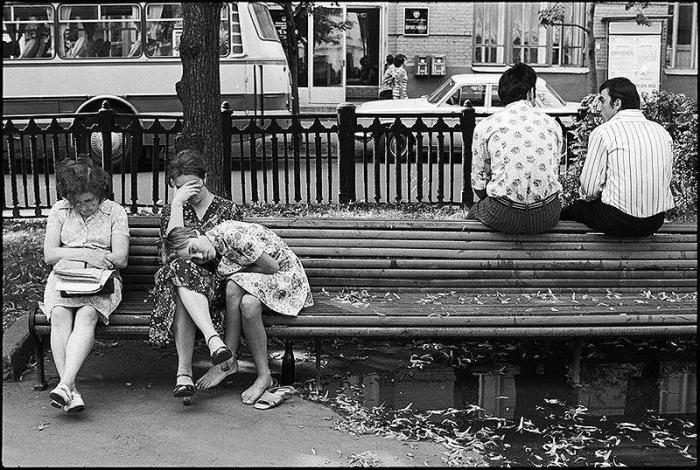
(206, 334), (233, 366)
(64, 391), (85, 413)
(253, 386), (296, 410)
(173, 374), (196, 398)
(49, 383), (72, 407)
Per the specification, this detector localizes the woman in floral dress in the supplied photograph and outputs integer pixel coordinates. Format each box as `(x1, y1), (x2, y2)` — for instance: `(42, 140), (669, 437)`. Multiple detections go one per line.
(163, 220), (313, 404)
(149, 149), (241, 399)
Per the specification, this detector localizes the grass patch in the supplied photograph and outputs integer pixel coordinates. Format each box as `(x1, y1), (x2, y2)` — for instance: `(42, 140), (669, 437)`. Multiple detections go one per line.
(2, 218), (48, 332)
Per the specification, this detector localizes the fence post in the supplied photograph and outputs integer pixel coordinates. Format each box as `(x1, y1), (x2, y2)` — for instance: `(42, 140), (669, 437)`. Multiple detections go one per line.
(460, 103), (476, 207)
(98, 100), (114, 198)
(337, 102), (357, 204)
(221, 101), (233, 200)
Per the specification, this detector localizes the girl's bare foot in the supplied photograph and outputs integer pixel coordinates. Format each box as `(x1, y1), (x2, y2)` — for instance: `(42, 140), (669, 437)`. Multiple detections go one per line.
(195, 358), (238, 389)
(241, 373), (273, 404)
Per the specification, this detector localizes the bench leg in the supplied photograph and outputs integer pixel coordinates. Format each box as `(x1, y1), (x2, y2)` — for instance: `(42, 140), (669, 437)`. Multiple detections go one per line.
(571, 338), (584, 386)
(315, 338), (322, 391)
(31, 333), (48, 391)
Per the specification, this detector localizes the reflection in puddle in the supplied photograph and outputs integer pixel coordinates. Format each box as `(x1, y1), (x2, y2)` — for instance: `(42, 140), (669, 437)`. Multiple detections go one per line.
(306, 340), (697, 466)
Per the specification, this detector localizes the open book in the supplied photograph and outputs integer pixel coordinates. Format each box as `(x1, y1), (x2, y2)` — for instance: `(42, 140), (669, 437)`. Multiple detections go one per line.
(54, 266), (115, 295)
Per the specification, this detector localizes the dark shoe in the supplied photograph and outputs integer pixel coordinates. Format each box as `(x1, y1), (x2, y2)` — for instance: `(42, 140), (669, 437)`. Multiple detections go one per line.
(206, 334), (233, 366)
(173, 374), (195, 398)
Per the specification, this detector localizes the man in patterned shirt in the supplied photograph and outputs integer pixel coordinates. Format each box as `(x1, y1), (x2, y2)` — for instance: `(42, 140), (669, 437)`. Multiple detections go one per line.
(467, 62), (563, 234)
(560, 77), (674, 237)
(392, 54), (408, 100)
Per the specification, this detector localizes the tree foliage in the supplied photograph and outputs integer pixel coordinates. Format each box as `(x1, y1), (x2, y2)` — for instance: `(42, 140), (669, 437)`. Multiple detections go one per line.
(538, 2), (650, 95)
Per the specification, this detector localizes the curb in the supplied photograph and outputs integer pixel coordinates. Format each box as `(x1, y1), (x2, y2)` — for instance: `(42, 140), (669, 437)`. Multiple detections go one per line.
(2, 312), (35, 381)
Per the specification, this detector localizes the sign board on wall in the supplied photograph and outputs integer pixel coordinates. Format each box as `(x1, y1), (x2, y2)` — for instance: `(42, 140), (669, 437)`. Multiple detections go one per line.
(607, 21), (662, 95)
(404, 7), (428, 36)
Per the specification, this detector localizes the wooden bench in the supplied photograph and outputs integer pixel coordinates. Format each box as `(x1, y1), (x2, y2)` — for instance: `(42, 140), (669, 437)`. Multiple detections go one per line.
(29, 215), (697, 390)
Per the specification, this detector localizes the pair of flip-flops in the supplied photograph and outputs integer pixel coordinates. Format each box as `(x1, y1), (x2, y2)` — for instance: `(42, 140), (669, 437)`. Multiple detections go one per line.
(253, 385), (295, 410)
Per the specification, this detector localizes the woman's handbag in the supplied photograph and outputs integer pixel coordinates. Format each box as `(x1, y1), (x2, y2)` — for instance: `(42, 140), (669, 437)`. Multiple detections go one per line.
(54, 264), (116, 298)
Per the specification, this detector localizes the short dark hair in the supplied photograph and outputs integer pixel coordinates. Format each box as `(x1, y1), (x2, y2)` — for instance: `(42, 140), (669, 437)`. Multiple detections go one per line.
(385, 54), (394, 64)
(167, 148), (207, 183)
(598, 77), (640, 110)
(56, 157), (111, 205)
(394, 54), (405, 67)
(498, 62), (537, 105)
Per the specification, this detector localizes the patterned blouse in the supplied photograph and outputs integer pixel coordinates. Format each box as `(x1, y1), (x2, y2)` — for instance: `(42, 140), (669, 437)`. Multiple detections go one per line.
(471, 100), (563, 205)
(205, 220), (313, 316)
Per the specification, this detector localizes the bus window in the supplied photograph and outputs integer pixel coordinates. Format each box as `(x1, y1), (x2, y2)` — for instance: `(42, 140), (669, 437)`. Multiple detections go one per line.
(2, 4), (54, 59)
(145, 3), (230, 57)
(250, 3), (279, 42)
(231, 4), (243, 54)
(58, 4), (141, 58)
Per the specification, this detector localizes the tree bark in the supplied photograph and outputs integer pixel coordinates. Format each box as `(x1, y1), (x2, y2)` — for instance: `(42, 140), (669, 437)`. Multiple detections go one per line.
(282, 3), (301, 115)
(586, 2), (598, 95)
(175, 2), (227, 198)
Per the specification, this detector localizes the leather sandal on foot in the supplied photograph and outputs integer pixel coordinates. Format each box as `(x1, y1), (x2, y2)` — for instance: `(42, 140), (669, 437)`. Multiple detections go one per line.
(206, 334), (233, 366)
(64, 392), (85, 413)
(173, 374), (196, 398)
(49, 383), (72, 407)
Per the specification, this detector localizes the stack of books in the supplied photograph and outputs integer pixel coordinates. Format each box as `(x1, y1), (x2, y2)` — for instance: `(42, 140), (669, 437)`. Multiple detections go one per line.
(55, 268), (115, 296)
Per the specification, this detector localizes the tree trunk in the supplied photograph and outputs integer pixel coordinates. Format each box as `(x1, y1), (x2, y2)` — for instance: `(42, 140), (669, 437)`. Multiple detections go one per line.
(282, 3), (301, 115)
(175, 2), (226, 198)
(586, 2), (598, 95)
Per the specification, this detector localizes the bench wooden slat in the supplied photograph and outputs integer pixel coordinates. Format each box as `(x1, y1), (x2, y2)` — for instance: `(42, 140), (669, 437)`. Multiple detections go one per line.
(268, 229), (697, 243)
(283, 238), (697, 252)
(245, 217), (697, 234)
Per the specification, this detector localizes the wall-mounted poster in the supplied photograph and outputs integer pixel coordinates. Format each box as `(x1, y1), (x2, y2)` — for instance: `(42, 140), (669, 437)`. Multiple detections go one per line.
(404, 7), (428, 36)
(607, 21), (662, 95)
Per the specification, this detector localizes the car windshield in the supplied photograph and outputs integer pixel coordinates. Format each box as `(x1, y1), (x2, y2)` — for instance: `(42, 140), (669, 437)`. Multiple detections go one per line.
(537, 84), (566, 107)
(427, 79), (455, 104)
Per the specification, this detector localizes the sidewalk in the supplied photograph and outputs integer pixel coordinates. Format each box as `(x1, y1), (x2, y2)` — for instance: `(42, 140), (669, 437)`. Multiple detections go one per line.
(2, 339), (448, 467)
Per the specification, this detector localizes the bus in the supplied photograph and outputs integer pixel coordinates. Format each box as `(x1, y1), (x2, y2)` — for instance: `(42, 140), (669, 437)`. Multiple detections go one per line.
(2, 2), (292, 117)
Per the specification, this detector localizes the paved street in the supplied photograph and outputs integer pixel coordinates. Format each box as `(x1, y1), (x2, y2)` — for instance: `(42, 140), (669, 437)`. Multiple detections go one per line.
(2, 339), (449, 467)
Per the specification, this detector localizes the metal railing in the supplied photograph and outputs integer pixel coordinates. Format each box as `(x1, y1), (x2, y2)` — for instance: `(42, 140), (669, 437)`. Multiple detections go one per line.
(2, 101), (581, 217)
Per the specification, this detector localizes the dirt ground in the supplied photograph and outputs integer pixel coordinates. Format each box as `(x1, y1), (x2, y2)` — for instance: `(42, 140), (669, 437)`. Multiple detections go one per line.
(2, 339), (454, 467)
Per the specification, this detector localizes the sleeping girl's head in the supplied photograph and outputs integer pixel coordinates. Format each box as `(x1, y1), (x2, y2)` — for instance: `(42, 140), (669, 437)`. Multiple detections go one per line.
(163, 226), (216, 264)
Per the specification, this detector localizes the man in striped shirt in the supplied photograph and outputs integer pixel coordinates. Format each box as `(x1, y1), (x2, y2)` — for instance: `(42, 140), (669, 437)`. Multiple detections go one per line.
(560, 77), (675, 237)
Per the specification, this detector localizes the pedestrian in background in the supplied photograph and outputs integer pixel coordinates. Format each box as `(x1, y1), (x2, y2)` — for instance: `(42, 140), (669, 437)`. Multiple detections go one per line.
(378, 54), (395, 100)
(560, 77), (674, 236)
(392, 54), (408, 100)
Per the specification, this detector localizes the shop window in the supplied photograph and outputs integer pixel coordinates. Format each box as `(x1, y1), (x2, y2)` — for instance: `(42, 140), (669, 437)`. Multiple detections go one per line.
(3, 4), (54, 59)
(346, 9), (380, 86)
(474, 2), (586, 67)
(57, 4), (141, 58)
(667, 2), (697, 69)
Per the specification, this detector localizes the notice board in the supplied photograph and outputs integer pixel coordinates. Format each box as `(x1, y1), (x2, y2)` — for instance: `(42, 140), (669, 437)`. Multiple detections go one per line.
(607, 21), (662, 95)
(404, 7), (429, 36)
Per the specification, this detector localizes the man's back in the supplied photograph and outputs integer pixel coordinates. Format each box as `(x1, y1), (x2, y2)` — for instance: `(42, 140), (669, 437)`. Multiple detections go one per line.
(581, 110), (674, 218)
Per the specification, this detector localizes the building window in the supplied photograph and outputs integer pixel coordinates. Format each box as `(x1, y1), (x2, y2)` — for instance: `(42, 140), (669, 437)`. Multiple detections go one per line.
(667, 2), (697, 69)
(473, 2), (586, 67)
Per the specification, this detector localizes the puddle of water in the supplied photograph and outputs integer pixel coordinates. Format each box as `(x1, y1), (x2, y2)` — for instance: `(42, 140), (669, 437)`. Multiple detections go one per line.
(301, 339), (697, 466)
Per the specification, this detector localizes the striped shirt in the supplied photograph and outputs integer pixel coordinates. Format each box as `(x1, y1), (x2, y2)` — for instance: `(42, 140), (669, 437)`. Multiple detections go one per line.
(392, 66), (408, 99)
(379, 64), (395, 93)
(579, 109), (675, 218)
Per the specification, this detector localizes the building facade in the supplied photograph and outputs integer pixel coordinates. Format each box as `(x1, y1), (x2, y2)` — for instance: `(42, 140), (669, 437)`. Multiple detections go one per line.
(270, 2), (697, 109)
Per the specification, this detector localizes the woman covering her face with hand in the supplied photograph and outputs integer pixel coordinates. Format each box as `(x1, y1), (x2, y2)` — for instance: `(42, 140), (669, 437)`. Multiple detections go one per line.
(163, 220), (313, 405)
(42, 158), (130, 413)
(149, 148), (243, 400)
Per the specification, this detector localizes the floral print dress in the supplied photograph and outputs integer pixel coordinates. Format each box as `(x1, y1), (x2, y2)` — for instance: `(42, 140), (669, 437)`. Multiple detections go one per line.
(149, 195), (240, 347)
(206, 220), (314, 316)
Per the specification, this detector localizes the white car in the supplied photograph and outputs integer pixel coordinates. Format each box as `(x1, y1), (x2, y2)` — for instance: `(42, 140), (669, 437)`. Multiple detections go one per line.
(354, 74), (581, 160)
